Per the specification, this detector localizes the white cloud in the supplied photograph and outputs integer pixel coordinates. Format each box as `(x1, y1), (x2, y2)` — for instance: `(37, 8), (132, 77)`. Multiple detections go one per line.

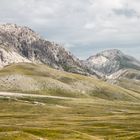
(0, 0), (140, 59)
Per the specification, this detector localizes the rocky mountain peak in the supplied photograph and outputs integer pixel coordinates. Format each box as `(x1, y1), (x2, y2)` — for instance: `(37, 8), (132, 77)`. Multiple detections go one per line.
(0, 23), (88, 75)
(0, 23), (38, 35)
(85, 49), (140, 75)
(100, 49), (123, 58)
(87, 49), (123, 62)
(0, 23), (41, 45)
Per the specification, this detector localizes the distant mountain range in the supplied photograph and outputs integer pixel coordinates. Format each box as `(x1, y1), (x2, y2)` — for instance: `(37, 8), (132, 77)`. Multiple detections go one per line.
(0, 23), (140, 81)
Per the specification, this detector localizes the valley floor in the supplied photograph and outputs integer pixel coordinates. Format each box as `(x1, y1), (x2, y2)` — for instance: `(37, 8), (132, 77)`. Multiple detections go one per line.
(0, 92), (140, 140)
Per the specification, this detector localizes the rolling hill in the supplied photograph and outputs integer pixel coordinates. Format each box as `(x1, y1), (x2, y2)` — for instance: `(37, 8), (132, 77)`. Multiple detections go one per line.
(0, 62), (139, 101)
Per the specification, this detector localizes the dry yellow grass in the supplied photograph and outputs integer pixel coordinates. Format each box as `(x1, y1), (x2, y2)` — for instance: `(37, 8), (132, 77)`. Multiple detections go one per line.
(0, 63), (139, 140)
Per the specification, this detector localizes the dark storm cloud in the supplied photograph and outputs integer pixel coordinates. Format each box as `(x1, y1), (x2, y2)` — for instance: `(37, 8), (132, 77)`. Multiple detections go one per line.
(113, 8), (137, 17)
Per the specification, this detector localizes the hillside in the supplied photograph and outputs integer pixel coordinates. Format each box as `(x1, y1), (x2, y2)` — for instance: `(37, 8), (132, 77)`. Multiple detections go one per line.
(0, 63), (139, 102)
(107, 69), (140, 94)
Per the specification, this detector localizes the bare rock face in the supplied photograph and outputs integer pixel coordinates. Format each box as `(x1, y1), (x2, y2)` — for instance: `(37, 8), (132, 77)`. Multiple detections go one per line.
(84, 49), (140, 76)
(0, 23), (87, 74)
(0, 48), (31, 68)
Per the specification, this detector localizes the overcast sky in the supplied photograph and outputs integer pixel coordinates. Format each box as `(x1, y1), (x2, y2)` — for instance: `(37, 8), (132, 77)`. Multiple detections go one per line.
(0, 0), (140, 60)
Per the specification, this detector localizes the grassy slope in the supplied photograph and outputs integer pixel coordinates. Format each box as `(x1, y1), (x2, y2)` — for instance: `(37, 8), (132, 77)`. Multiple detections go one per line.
(0, 96), (140, 140)
(0, 63), (140, 140)
(113, 69), (140, 94)
(0, 63), (139, 101)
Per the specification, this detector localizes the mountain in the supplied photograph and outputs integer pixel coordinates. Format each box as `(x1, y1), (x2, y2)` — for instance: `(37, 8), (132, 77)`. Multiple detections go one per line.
(0, 23), (88, 75)
(84, 49), (140, 76)
(0, 23), (140, 80)
(84, 49), (140, 92)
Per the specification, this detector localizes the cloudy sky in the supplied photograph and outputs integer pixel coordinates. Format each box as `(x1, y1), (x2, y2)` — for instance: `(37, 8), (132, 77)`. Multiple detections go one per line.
(0, 0), (140, 60)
